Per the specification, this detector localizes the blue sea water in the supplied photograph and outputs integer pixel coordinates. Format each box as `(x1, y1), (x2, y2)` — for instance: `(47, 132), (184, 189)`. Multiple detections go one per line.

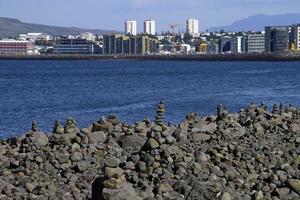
(0, 60), (299, 138)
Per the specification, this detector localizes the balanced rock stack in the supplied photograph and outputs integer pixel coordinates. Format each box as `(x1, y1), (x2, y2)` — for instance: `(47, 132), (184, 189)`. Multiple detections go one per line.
(0, 102), (299, 200)
(152, 101), (166, 132)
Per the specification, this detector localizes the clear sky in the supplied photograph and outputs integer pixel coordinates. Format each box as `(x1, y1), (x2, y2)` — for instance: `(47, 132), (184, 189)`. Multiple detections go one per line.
(0, 0), (299, 32)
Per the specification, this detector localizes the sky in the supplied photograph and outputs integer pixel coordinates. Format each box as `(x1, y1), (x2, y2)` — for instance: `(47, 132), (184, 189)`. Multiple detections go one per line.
(0, 0), (299, 32)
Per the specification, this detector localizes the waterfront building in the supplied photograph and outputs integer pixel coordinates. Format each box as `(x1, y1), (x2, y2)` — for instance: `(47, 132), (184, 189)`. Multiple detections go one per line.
(265, 26), (290, 53)
(144, 20), (156, 35)
(231, 36), (243, 53)
(103, 34), (118, 54)
(198, 43), (207, 54)
(187, 18), (199, 35)
(53, 38), (101, 54)
(206, 41), (219, 54)
(219, 36), (244, 54)
(125, 20), (137, 36)
(244, 33), (265, 53)
(291, 24), (300, 50)
(103, 34), (158, 55)
(0, 40), (34, 55)
(129, 35), (158, 54)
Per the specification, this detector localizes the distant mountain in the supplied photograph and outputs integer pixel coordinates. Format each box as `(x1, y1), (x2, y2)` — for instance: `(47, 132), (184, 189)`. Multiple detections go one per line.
(0, 17), (118, 38)
(209, 13), (300, 32)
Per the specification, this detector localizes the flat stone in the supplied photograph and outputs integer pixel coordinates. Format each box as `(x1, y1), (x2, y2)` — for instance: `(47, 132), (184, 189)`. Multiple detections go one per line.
(103, 176), (126, 189)
(152, 125), (163, 132)
(105, 167), (124, 179)
(192, 133), (211, 142)
(104, 157), (119, 168)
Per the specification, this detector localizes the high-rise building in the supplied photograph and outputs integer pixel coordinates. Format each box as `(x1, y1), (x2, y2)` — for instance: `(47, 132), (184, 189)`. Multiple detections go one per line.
(291, 24), (300, 50)
(244, 33), (265, 53)
(144, 20), (156, 35)
(187, 18), (199, 35)
(265, 26), (290, 53)
(125, 20), (137, 36)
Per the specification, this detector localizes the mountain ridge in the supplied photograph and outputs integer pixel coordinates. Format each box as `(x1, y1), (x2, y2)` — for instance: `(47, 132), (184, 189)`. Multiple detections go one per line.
(0, 17), (118, 38)
(209, 13), (300, 32)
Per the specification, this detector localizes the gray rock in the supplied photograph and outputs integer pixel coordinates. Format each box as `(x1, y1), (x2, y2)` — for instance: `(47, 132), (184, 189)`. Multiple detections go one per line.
(145, 138), (160, 149)
(221, 192), (231, 200)
(119, 135), (146, 153)
(288, 179), (300, 193)
(105, 167), (124, 179)
(102, 183), (142, 200)
(88, 131), (107, 144)
(105, 158), (120, 168)
(30, 132), (49, 146)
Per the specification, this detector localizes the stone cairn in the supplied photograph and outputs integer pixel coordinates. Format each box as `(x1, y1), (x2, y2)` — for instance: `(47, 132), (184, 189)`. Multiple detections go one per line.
(186, 112), (197, 133)
(155, 101), (165, 128)
(0, 103), (300, 200)
(52, 120), (64, 134)
(64, 117), (78, 133)
(31, 120), (39, 132)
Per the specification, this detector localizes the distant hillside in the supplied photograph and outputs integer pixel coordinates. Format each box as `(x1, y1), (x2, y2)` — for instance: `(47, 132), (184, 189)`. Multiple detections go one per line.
(209, 13), (300, 32)
(0, 17), (118, 38)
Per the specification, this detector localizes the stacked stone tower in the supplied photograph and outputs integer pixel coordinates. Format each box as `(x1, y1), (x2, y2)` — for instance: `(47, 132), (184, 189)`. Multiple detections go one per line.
(155, 101), (165, 126)
(31, 121), (39, 132)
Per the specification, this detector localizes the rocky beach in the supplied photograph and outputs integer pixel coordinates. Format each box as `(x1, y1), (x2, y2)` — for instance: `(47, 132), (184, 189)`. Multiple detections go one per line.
(0, 102), (299, 200)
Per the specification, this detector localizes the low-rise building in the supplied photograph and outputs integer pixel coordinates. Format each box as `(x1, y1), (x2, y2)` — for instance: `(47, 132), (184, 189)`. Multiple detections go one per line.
(53, 38), (101, 54)
(0, 40), (35, 55)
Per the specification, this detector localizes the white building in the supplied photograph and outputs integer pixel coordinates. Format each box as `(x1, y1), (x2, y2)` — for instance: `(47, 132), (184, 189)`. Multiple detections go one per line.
(125, 20), (137, 35)
(80, 32), (96, 41)
(144, 20), (156, 35)
(19, 33), (51, 41)
(187, 18), (199, 35)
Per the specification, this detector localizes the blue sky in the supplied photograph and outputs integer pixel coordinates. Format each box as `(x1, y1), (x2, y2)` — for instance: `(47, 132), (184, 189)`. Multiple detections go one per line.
(0, 0), (299, 32)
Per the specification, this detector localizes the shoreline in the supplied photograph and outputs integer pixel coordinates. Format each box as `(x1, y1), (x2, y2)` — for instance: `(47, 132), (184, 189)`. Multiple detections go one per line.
(0, 53), (300, 61)
(0, 102), (299, 199)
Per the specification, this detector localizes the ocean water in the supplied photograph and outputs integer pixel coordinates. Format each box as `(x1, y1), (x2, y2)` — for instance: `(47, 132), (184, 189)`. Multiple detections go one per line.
(0, 60), (299, 138)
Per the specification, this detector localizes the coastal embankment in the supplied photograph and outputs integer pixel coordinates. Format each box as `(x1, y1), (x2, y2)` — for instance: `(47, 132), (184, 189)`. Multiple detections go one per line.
(0, 102), (299, 199)
(0, 53), (300, 61)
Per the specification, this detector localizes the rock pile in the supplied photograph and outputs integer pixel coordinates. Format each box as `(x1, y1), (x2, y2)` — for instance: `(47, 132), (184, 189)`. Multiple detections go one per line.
(0, 102), (299, 200)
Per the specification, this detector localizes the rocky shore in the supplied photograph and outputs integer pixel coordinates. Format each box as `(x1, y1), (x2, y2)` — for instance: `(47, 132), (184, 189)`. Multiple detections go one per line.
(0, 102), (299, 200)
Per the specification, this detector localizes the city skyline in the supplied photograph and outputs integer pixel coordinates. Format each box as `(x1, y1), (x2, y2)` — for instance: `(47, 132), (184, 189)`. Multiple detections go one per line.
(0, 0), (299, 32)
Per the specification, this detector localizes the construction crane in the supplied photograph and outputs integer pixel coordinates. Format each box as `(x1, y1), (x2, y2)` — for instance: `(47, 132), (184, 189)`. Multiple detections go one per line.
(168, 24), (183, 34)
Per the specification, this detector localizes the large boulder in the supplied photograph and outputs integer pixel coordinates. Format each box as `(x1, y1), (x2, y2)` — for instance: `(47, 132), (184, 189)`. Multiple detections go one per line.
(192, 122), (217, 134)
(222, 127), (245, 139)
(29, 132), (49, 146)
(88, 131), (107, 144)
(119, 135), (146, 153)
